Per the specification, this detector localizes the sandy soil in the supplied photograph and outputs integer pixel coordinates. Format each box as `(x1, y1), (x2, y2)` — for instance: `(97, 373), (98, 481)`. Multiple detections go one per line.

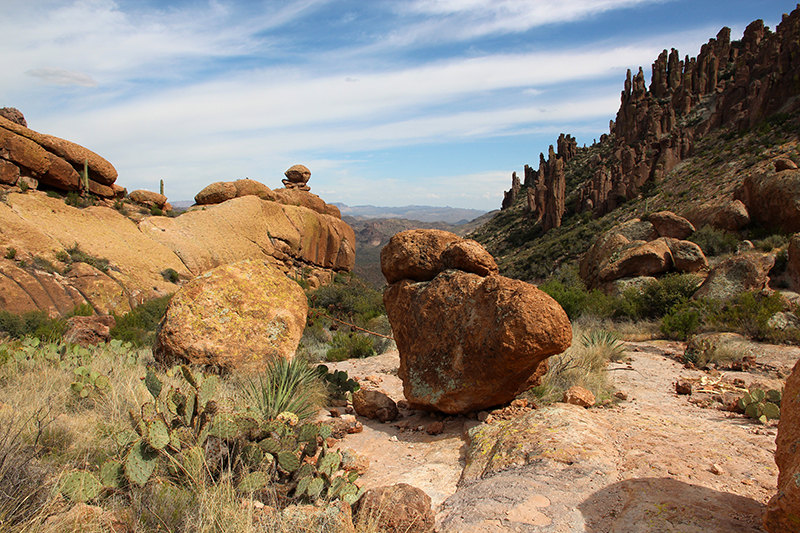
(323, 341), (800, 532)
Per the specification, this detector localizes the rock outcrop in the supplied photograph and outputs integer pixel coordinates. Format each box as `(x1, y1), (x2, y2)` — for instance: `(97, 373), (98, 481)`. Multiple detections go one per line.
(382, 230), (571, 414)
(734, 163), (800, 233)
(128, 190), (170, 212)
(0, 114), (120, 198)
(0, 181), (355, 316)
(692, 253), (774, 301)
(353, 484), (435, 533)
(154, 259), (307, 371)
(502, 7), (800, 232)
(580, 215), (707, 290)
(764, 357), (800, 532)
(282, 164), (312, 191)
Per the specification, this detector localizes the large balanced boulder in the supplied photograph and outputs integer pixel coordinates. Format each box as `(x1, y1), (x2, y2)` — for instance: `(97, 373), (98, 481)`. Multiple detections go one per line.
(648, 211), (695, 240)
(154, 259), (307, 371)
(764, 357), (800, 532)
(382, 230), (571, 414)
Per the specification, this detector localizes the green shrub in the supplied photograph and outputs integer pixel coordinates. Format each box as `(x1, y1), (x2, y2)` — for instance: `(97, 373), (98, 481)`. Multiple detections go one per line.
(660, 303), (702, 340)
(754, 234), (788, 252)
(68, 302), (94, 317)
(0, 310), (67, 341)
(709, 291), (785, 341)
(326, 332), (375, 362)
(310, 275), (385, 324)
(149, 205), (163, 216)
(110, 295), (171, 347)
(4, 247), (16, 260)
(539, 279), (588, 320)
(161, 268), (180, 283)
(617, 273), (701, 320)
(689, 225), (739, 256)
(63, 244), (110, 273)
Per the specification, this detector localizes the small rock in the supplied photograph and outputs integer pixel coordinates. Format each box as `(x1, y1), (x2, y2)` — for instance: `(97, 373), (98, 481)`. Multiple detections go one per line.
(347, 421), (363, 434)
(329, 408), (341, 418)
(389, 435), (398, 442)
(477, 411), (490, 422)
(426, 421), (444, 435)
(484, 414), (495, 424)
(614, 391), (628, 401)
(676, 380), (693, 395)
(563, 386), (595, 407)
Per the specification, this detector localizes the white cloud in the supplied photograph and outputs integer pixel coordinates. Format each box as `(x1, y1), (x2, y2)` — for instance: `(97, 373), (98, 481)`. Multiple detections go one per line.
(26, 67), (98, 87)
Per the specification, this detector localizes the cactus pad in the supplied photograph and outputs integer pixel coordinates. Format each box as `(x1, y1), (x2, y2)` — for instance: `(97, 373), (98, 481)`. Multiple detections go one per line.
(762, 401), (781, 420)
(100, 460), (125, 488)
(319, 424), (333, 440)
(209, 414), (239, 439)
(238, 471), (271, 493)
(259, 437), (281, 455)
(277, 451), (300, 472)
(125, 440), (158, 487)
(317, 451), (341, 478)
(60, 471), (103, 502)
(307, 477), (325, 499)
(145, 369), (163, 399)
(296, 423), (318, 442)
(146, 419), (171, 450)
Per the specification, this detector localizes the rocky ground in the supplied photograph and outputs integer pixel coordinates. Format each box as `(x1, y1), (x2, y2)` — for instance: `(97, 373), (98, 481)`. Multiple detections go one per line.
(323, 341), (800, 532)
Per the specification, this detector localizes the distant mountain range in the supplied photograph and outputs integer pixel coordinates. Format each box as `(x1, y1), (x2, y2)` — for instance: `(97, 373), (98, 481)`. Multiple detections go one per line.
(333, 204), (488, 225)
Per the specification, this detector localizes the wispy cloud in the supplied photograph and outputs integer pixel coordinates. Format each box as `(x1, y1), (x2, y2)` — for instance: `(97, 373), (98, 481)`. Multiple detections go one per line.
(26, 67), (97, 87)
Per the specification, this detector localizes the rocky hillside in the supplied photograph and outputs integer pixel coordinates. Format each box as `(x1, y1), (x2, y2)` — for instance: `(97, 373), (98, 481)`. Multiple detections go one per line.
(472, 5), (800, 282)
(0, 120), (356, 317)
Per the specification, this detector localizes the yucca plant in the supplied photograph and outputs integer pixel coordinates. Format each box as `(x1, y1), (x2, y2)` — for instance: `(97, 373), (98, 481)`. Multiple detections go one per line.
(580, 329), (626, 362)
(245, 358), (328, 422)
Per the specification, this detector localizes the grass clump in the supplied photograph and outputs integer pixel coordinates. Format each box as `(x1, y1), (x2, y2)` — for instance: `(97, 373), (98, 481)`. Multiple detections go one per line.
(244, 357), (328, 422)
(326, 332), (376, 362)
(57, 244), (111, 273)
(0, 310), (67, 341)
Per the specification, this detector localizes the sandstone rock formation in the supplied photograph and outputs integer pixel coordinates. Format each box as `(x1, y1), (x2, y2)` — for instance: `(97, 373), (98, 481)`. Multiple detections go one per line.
(505, 145), (566, 231)
(692, 253), (774, 301)
(282, 164), (311, 191)
(0, 114), (120, 198)
(0, 188), (355, 316)
(648, 211), (695, 240)
(764, 357), (800, 532)
(194, 179), (275, 205)
(382, 230), (571, 414)
(128, 189), (170, 212)
(580, 217), (707, 290)
(353, 484), (435, 533)
(154, 259), (307, 371)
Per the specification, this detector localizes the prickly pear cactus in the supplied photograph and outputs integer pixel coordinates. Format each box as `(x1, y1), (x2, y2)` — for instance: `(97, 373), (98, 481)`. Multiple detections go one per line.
(125, 440), (159, 487)
(60, 471), (103, 502)
(277, 450), (300, 473)
(738, 388), (781, 423)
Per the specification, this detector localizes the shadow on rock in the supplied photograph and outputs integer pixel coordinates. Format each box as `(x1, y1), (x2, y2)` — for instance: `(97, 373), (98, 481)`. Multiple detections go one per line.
(579, 477), (766, 533)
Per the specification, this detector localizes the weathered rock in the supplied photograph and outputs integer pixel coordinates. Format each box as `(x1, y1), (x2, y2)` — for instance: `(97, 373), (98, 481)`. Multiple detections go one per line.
(665, 238), (708, 272)
(67, 262), (131, 316)
(598, 238), (674, 282)
(129, 190), (168, 210)
(233, 179), (274, 201)
(767, 311), (800, 332)
(0, 107), (26, 127)
(154, 259), (307, 371)
(649, 211), (695, 240)
(692, 253), (775, 301)
(608, 276), (658, 298)
(380, 229), (461, 284)
(271, 188), (340, 217)
(676, 379), (693, 395)
(352, 385), (399, 422)
(441, 239), (499, 277)
(282, 164), (312, 190)
(194, 181), (237, 205)
(774, 158), (798, 172)
(63, 315), (116, 346)
(353, 484), (434, 533)
(282, 501), (354, 532)
(690, 200), (752, 231)
(735, 167), (800, 233)
(563, 386), (595, 407)
(384, 230), (571, 413)
(0, 116), (117, 189)
(764, 357), (800, 532)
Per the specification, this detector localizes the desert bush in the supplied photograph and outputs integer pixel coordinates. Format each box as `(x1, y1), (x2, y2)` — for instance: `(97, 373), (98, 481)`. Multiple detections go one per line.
(326, 332), (376, 362)
(0, 310), (67, 341)
(161, 267), (180, 283)
(538, 264), (616, 320)
(660, 302), (703, 340)
(708, 291), (786, 341)
(617, 273), (701, 320)
(245, 357), (328, 422)
(689, 225), (739, 256)
(110, 295), (171, 347)
(62, 244), (110, 273)
(754, 233), (788, 252)
(4, 247), (16, 260)
(309, 274), (385, 325)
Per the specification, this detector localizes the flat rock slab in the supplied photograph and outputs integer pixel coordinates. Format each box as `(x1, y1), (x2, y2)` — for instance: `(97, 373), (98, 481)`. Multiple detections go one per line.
(325, 343), (797, 532)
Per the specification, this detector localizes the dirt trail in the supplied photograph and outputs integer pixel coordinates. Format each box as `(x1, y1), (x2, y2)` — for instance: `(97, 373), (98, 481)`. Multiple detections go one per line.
(324, 342), (800, 532)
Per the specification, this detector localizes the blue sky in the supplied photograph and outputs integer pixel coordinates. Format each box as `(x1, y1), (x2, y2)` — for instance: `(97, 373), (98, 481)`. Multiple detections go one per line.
(2, 0), (795, 211)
